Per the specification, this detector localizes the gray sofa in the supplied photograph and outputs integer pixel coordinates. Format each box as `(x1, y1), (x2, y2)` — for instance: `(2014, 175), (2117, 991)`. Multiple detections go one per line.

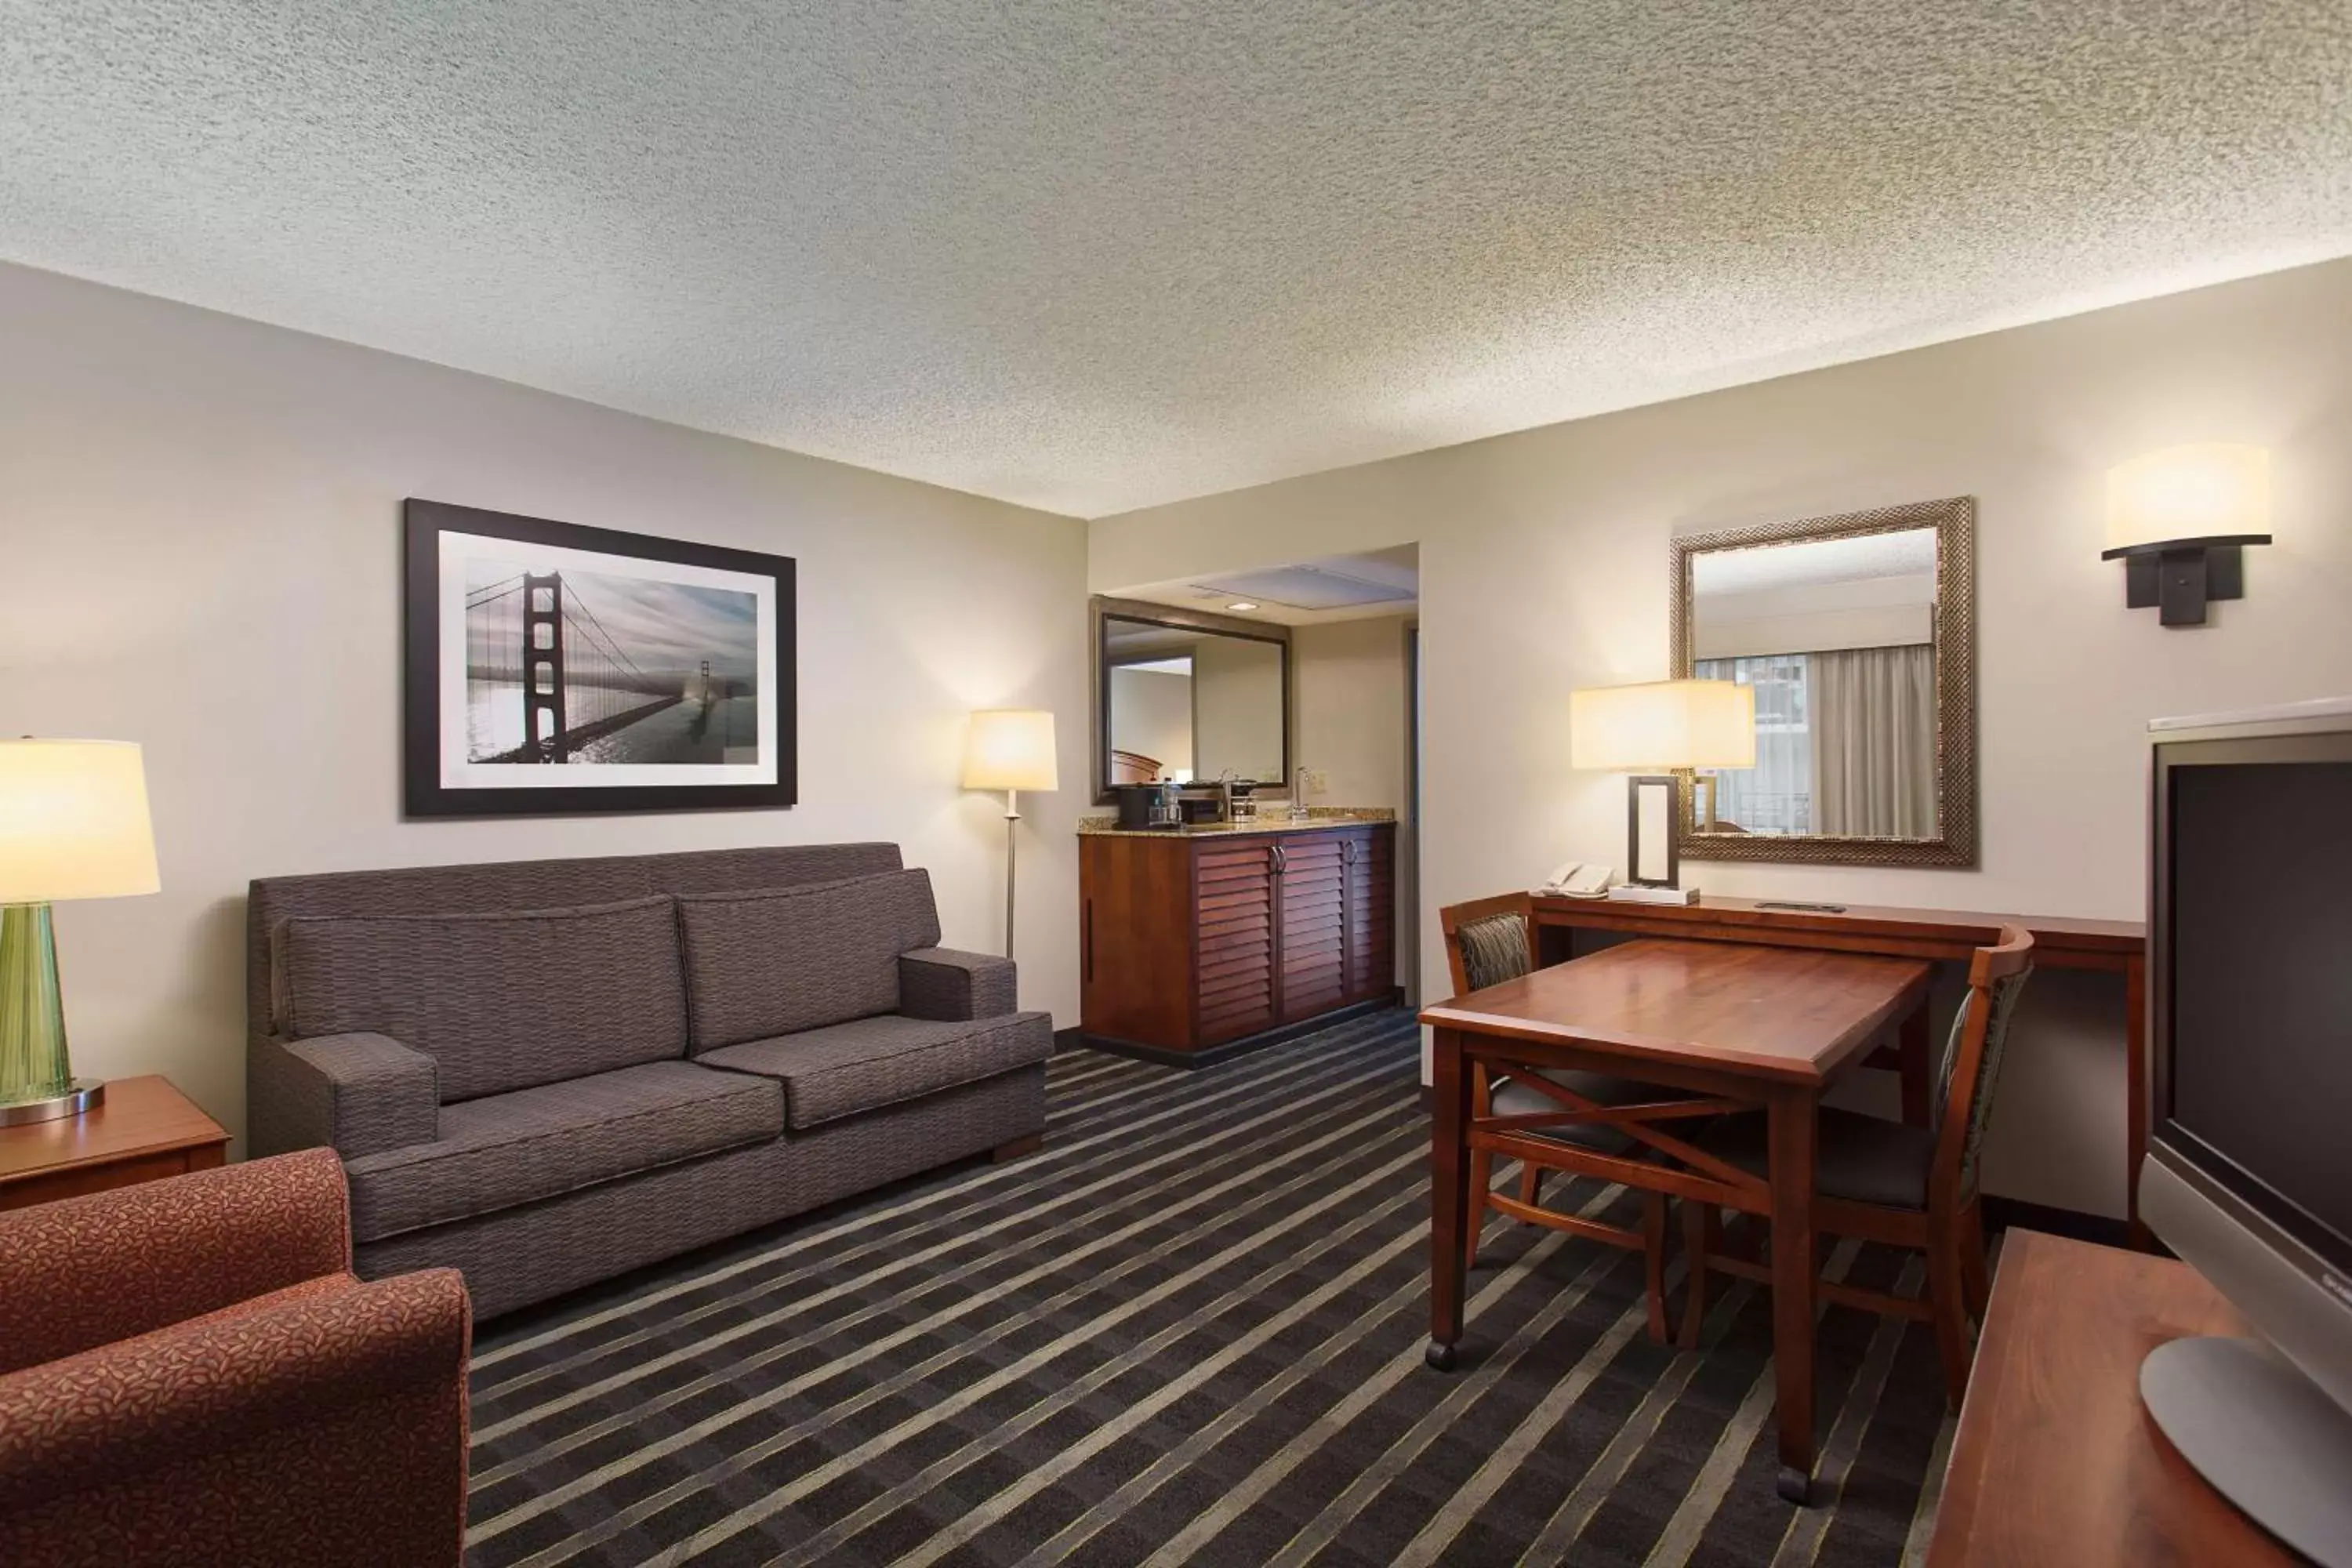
(246, 844), (1051, 1319)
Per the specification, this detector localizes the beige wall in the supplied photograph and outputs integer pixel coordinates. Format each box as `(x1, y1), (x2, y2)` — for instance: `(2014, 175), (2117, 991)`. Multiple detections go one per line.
(1293, 615), (1417, 985)
(1091, 257), (2352, 1218)
(0, 263), (1089, 1152)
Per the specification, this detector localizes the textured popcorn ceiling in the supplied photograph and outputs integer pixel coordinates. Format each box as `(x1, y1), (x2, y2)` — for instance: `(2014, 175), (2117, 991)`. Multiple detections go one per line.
(3, 4), (2348, 517)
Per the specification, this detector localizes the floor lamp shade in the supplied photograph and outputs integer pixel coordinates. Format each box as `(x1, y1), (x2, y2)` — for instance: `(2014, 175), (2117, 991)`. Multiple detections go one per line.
(0, 739), (161, 1121)
(1570, 681), (1755, 893)
(960, 710), (1058, 793)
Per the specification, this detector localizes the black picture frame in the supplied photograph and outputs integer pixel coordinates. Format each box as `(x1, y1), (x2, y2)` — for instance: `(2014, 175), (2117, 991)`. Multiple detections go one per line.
(401, 498), (797, 818)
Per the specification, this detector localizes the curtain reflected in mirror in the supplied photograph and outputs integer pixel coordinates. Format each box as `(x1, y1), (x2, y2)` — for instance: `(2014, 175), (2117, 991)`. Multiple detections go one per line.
(1671, 499), (1976, 869)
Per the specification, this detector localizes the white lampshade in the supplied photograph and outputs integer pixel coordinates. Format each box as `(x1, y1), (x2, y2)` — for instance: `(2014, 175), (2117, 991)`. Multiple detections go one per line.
(961, 710), (1058, 793)
(1570, 680), (1755, 772)
(2105, 444), (2273, 553)
(0, 739), (162, 904)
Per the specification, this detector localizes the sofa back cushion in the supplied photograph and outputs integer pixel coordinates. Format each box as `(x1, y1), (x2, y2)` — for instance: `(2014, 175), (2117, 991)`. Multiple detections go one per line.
(246, 843), (903, 1049)
(677, 869), (942, 1049)
(278, 895), (688, 1102)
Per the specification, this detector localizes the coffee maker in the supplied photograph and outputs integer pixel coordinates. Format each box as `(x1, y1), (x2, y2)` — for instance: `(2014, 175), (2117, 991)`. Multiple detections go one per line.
(1112, 780), (1182, 830)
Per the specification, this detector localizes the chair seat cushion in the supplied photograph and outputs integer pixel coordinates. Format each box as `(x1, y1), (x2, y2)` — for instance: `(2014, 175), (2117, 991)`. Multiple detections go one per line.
(697, 1011), (1054, 1129)
(1699, 1105), (1936, 1210)
(343, 1060), (783, 1242)
(1489, 1070), (1664, 1156)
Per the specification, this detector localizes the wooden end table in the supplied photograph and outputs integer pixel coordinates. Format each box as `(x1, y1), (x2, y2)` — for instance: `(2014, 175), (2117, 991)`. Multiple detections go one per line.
(0, 1075), (230, 1212)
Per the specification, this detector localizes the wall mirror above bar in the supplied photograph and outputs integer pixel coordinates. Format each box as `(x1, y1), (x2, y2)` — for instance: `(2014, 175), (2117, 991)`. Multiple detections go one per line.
(1091, 597), (1291, 804)
(1670, 495), (1979, 869)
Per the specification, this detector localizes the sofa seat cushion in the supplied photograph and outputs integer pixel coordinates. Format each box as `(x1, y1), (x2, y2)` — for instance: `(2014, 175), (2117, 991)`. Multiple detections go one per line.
(697, 1011), (1053, 1130)
(342, 1060), (783, 1243)
(277, 895), (689, 1102)
(678, 869), (943, 1048)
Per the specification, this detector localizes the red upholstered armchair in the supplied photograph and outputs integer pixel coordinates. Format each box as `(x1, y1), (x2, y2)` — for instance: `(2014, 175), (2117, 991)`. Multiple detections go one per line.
(0, 1149), (470, 1567)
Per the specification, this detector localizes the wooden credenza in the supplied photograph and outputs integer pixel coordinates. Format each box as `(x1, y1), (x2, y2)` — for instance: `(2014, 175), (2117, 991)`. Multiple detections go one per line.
(1080, 822), (1396, 1064)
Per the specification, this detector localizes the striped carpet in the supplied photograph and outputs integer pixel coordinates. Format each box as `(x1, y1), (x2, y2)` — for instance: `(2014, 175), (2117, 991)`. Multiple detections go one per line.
(463, 1009), (1958, 1567)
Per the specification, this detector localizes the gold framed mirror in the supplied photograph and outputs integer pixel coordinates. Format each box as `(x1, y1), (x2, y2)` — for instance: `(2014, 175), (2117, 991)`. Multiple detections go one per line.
(1670, 495), (1978, 869)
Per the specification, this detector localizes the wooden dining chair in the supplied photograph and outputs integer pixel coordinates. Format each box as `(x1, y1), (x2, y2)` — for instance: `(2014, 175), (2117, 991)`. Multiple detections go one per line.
(1676, 925), (2035, 1405)
(1438, 895), (1684, 1343)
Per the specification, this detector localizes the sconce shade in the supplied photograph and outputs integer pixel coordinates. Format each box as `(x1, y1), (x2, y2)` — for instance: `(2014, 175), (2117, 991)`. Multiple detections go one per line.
(2105, 444), (2273, 554)
(961, 710), (1058, 793)
(1570, 680), (1756, 772)
(0, 739), (161, 905)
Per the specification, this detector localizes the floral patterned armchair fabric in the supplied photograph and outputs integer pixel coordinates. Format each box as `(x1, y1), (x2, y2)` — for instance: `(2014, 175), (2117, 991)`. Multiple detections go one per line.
(0, 1148), (470, 1567)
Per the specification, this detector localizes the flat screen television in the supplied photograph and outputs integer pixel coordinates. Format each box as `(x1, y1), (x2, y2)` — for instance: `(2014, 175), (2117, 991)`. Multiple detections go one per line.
(2142, 697), (2352, 1567)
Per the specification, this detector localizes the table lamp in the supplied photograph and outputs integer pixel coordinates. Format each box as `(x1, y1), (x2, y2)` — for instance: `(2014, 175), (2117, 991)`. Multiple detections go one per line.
(1569, 679), (1754, 906)
(961, 710), (1057, 961)
(0, 739), (161, 1123)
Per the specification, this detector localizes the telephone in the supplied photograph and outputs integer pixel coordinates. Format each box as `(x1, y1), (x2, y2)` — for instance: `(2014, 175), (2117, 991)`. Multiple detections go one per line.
(1538, 860), (1613, 898)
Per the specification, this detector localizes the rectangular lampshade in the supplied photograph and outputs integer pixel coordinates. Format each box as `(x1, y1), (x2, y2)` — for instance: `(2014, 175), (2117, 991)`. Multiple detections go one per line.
(961, 710), (1058, 792)
(0, 739), (162, 903)
(1570, 680), (1755, 771)
(2105, 444), (2272, 553)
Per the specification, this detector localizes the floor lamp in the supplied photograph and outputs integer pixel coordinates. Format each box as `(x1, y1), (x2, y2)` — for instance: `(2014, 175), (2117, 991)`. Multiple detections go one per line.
(1, 739), (162, 1124)
(961, 710), (1058, 962)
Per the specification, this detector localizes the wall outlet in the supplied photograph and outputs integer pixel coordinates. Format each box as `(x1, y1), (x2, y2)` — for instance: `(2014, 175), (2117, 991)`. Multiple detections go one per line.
(1303, 768), (1330, 795)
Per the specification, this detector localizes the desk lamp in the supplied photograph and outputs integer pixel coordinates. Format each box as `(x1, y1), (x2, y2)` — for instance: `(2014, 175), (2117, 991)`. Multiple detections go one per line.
(1570, 679), (1754, 906)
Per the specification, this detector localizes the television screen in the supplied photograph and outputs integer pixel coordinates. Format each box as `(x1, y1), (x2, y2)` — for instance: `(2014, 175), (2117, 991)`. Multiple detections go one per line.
(2166, 756), (2352, 1262)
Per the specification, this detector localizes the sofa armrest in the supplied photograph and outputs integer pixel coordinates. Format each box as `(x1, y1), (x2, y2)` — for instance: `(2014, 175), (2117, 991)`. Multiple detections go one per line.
(899, 947), (1019, 1021)
(0, 1150), (353, 1374)
(249, 1030), (438, 1160)
(0, 1267), (470, 1514)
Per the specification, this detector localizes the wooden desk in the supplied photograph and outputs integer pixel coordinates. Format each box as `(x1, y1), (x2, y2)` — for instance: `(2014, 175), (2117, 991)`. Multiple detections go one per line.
(1423, 938), (1934, 1501)
(1929, 1229), (2293, 1566)
(1529, 894), (2151, 1242)
(0, 1076), (230, 1211)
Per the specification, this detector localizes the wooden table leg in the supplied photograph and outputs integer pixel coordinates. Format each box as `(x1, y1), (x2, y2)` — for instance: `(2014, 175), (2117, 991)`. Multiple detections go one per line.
(1768, 1084), (1819, 1504)
(1898, 995), (1932, 1128)
(1427, 1027), (1471, 1371)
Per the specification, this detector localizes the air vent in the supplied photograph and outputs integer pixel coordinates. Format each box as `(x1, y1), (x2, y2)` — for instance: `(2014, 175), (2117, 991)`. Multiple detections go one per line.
(1190, 564), (1416, 612)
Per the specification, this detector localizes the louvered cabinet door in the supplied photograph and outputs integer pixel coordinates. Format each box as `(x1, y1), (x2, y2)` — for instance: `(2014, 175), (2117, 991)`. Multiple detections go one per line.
(1194, 840), (1278, 1044)
(1275, 833), (1350, 1024)
(1343, 829), (1396, 1003)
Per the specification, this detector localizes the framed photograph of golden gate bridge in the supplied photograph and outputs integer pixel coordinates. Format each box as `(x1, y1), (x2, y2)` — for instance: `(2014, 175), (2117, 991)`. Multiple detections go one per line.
(401, 498), (797, 816)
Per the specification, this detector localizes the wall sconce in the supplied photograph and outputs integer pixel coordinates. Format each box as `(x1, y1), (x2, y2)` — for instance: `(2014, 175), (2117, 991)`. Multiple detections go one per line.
(2103, 444), (2273, 626)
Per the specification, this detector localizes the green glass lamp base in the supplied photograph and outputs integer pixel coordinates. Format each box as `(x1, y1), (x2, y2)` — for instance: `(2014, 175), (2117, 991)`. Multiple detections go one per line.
(2, 902), (103, 1123)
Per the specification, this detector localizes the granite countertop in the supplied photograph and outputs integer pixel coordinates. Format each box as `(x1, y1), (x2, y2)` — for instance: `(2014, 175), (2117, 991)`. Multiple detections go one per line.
(1076, 808), (1397, 839)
